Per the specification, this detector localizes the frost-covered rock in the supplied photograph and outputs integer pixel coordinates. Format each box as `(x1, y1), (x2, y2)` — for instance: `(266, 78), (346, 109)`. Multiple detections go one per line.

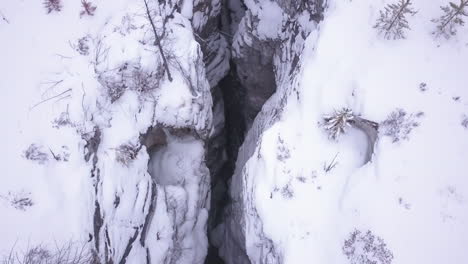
(230, 0), (324, 125)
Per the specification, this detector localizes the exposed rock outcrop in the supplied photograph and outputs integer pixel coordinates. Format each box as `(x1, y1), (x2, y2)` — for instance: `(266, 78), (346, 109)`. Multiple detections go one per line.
(83, 1), (215, 263)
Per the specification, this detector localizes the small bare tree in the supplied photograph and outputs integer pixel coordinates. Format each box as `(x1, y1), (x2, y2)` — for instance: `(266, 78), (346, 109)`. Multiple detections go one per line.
(432, 0), (468, 38)
(374, 0), (417, 40)
(143, 0), (173, 82)
(323, 108), (355, 140)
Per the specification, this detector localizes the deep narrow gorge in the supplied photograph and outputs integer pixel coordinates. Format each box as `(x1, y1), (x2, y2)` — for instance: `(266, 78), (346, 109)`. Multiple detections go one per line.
(85, 0), (325, 262)
(200, 0), (324, 262)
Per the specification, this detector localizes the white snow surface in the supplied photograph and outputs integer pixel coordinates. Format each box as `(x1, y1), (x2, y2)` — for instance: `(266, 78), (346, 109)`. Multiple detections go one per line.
(239, 0), (468, 263)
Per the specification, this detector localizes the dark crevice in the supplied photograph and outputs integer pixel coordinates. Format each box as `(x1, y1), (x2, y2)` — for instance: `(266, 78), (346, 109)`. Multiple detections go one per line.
(118, 229), (140, 264)
(205, 63), (247, 264)
(140, 182), (157, 247)
(203, 0), (280, 262)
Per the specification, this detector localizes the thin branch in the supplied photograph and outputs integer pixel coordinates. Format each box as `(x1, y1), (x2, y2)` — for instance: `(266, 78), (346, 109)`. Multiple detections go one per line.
(54, 53), (73, 59)
(30, 88), (72, 110)
(41, 79), (64, 97)
(324, 152), (339, 173)
(143, 0), (173, 82)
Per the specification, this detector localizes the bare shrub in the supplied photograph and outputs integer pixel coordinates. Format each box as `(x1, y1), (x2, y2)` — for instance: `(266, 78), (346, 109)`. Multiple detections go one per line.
(276, 136), (291, 161)
(461, 114), (468, 128)
(115, 142), (140, 167)
(296, 176), (307, 183)
(91, 37), (110, 68)
(23, 144), (49, 164)
(381, 109), (423, 142)
(74, 36), (90, 56)
(432, 0), (468, 38)
(0, 191), (34, 211)
(98, 61), (164, 103)
(343, 229), (394, 264)
(80, 0), (97, 17)
(323, 108), (355, 140)
(52, 111), (74, 129)
(43, 0), (62, 14)
(1, 241), (97, 264)
(374, 0), (417, 40)
(419, 82), (427, 92)
(281, 184), (294, 199)
(131, 64), (165, 95)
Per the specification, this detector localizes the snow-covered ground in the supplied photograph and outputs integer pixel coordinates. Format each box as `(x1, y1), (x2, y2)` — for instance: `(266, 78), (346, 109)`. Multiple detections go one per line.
(238, 0), (468, 263)
(1, 0), (468, 263)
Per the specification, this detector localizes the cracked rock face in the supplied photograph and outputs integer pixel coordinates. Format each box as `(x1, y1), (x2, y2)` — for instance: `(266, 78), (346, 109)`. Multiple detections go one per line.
(229, 0), (325, 126)
(213, 0), (325, 263)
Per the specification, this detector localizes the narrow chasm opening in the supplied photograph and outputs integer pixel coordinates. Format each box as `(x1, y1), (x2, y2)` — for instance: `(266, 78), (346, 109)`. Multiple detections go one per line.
(205, 64), (247, 264)
(203, 0), (278, 261)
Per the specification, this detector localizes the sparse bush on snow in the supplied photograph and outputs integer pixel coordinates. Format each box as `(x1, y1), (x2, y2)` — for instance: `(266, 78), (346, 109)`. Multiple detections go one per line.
(43, 0), (62, 14)
(115, 142), (140, 167)
(276, 136), (291, 161)
(1, 242), (97, 264)
(343, 229), (394, 264)
(281, 183), (294, 199)
(419, 82), (427, 92)
(323, 108), (355, 140)
(0, 191), (34, 211)
(80, 0), (97, 18)
(381, 109), (423, 142)
(432, 0), (468, 38)
(74, 36), (90, 56)
(98, 61), (164, 103)
(23, 144), (49, 164)
(374, 0), (417, 40)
